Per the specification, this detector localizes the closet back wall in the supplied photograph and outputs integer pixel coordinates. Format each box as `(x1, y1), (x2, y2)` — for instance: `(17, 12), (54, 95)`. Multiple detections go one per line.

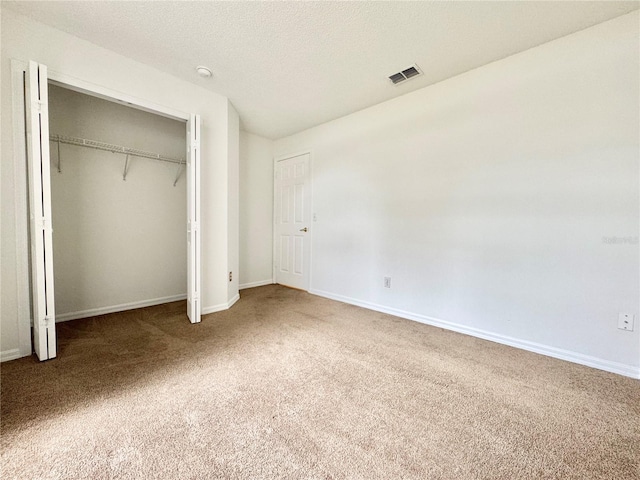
(49, 85), (187, 320)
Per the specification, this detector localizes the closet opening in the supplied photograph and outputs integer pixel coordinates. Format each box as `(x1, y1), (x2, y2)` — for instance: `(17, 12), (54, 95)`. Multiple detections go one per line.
(22, 61), (201, 361)
(48, 84), (188, 325)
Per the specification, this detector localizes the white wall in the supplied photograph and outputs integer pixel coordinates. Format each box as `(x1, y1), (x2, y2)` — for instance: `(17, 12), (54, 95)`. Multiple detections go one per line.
(239, 132), (274, 288)
(275, 12), (640, 377)
(48, 85), (187, 319)
(1, 9), (239, 359)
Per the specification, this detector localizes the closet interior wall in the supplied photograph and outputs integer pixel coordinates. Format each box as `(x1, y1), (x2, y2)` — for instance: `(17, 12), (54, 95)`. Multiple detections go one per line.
(48, 85), (187, 320)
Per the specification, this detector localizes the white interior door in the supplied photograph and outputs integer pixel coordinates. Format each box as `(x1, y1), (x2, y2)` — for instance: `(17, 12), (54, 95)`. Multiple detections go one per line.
(25, 61), (57, 360)
(275, 153), (311, 290)
(187, 114), (201, 323)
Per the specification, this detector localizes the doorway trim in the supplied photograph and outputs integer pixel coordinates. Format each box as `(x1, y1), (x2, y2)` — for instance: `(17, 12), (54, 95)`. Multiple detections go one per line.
(10, 59), (200, 360)
(272, 150), (314, 291)
(47, 70), (189, 122)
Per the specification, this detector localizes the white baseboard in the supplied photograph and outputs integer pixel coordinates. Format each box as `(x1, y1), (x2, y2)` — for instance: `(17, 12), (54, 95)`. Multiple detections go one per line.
(1, 348), (24, 363)
(202, 293), (241, 315)
(55, 294), (188, 322)
(310, 289), (640, 380)
(228, 293), (240, 308)
(239, 279), (274, 290)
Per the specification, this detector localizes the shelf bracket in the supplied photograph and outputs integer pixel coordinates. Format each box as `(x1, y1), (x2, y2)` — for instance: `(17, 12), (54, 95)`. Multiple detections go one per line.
(56, 138), (62, 173)
(122, 154), (130, 181)
(173, 159), (184, 187)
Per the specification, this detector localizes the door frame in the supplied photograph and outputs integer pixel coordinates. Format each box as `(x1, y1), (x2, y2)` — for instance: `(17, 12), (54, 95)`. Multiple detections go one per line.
(11, 59), (200, 359)
(272, 150), (314, 291)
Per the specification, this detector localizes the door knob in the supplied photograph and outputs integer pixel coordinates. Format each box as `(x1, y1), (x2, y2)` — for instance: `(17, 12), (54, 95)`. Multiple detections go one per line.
(299, 227), (308, 232)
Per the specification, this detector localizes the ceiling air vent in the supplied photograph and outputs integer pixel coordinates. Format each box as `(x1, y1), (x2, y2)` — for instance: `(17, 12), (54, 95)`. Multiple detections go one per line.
(388, 64), (422, 85)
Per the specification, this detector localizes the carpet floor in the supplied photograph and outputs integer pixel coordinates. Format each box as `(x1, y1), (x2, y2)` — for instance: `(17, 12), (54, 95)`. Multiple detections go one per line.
(1, 285), (639, 479)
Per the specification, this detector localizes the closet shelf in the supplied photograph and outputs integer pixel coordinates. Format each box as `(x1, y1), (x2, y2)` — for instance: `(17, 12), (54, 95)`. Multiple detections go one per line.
(49, 134), (184, 165)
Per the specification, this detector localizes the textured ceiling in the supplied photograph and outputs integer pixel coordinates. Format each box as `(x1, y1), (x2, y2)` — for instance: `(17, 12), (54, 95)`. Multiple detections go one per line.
(4, 1), (639, 139)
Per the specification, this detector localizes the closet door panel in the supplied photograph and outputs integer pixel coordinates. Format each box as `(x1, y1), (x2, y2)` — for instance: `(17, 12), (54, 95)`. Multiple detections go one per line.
(187, 114), (201, 324)
(25, 61), (57, 360)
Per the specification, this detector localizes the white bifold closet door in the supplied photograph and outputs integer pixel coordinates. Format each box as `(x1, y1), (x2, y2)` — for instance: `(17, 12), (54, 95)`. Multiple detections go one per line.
(186, 114), (201, 324)
(26, 61), (57, 360)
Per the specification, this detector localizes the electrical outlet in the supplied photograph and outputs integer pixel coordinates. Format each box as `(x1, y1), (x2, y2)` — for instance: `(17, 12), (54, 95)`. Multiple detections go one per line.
(384, 277), (391, 288)
(618, 313), (634, 331)
(229, 271), (232, 282)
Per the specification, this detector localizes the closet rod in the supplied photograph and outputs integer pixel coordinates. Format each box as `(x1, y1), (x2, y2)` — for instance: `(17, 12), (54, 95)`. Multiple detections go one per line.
(49, 134), (184, 165)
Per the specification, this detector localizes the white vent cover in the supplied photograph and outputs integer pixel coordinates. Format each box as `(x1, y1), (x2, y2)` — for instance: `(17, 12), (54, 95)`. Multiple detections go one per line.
(388, 64), (422, 85)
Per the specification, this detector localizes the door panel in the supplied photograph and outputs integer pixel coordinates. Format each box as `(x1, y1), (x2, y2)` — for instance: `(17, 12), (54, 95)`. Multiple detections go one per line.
(294, 237), (303, 274)
(275, 154), (311, 290)
(25, 61), (56, 360)
(279, 236), (290, 273)
(294, 184), (304, 222)
(281, 186), (290, 223)
(187, 114), (201, 323)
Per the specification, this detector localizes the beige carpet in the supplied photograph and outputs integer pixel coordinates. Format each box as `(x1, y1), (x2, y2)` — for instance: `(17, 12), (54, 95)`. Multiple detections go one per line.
(1, 285), (639, 479)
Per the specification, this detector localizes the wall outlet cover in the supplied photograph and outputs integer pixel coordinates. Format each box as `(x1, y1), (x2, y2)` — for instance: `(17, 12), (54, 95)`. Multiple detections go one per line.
(618, 313), (634, 331)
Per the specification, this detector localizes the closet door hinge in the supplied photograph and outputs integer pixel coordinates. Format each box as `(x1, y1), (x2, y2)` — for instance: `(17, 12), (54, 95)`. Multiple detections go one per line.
(189, 140), (200, 151)
(32, 99), (47, 114)
(39, 217), (51, 232)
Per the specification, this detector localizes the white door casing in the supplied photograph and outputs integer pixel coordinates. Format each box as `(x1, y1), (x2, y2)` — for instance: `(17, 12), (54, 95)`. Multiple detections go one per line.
(25, 61), (57, 360)
(187, 114), (202, 323)
(274, 153), (311, 290)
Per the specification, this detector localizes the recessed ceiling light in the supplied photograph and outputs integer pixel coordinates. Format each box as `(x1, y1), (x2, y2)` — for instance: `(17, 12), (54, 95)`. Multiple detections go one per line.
(196, 66), (213, 78)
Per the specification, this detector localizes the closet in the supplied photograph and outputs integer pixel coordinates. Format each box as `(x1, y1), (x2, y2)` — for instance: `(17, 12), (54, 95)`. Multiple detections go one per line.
(24, 61), (201, 361)
(48, 84), (188, 324)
